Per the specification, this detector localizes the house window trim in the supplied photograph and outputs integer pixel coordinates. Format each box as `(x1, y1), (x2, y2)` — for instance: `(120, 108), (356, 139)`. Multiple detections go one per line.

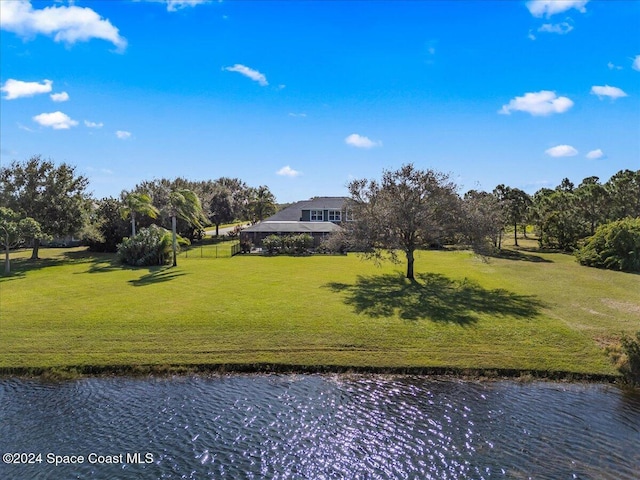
(327, 210), (341, 222)
(310, 210), (324, 221)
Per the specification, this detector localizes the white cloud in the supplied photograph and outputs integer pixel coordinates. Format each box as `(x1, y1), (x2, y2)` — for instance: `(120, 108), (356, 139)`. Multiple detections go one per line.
(224, 64), (268, 86)
(538, 22), (573, 34)
(608, 62), (622, 70)
(50, 91), (69, 102)
(32, 111), (78, 130)
(499, 90), (574, 116)
(590, 85), (628, 100)
(586, 149), (604, 159)
(526, 0), (588, 17)
(633, 55), (640, 71)
(164, 0), (208, 11)
(84, 120), (104, 128)
(288, 113), (307, 118)
(345, 133), (382, 149)
(116, 130), (132, 139)
(545, 145), (578, 157)
(276, 166), (301, 177)
(0, 0), (127, 52)
(1, 78), (52, 100)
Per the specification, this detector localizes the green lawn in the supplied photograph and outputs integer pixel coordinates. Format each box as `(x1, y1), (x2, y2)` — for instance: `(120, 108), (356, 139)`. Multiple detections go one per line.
(1, 242), (638, 377)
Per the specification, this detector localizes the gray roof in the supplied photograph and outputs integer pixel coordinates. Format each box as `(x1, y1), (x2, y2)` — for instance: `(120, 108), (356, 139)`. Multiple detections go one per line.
(268, 197), (349, 221)
(243, 221), (343, 233)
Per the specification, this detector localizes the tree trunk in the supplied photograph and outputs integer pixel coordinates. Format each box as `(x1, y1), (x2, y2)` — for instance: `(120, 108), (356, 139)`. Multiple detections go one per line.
(172, 215), (178, 267)
(513, 221), (518, 247)
(30, 238), (40, 260)
(215, 223), (220, 237)
(131, 212), (136, 237)
(4, 235), (10, 274)
(405, 248), (415, 280)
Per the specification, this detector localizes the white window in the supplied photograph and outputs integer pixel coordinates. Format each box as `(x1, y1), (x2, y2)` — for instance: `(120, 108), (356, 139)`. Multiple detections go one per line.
(345, 209), (355, 221)
(310, 210), (324, 221)
(328, 210), (341, 222)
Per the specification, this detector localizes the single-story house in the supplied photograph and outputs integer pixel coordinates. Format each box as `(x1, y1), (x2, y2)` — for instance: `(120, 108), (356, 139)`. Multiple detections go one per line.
(241, 196), (350, 247)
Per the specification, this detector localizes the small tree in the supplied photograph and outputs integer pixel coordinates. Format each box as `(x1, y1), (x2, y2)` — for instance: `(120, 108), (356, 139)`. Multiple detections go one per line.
(346, 164), (459, 279)
(0, 207), (44, 273)
(166, 188), (207, 267)
(120, 192), (159, 237)
(117, 225), (186, 267)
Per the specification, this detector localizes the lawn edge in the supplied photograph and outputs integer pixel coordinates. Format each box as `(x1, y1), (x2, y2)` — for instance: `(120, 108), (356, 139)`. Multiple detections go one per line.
(0, 363), (622, 384)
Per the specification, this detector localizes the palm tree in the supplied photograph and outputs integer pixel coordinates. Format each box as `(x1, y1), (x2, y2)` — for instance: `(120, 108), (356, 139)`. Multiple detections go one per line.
(167, 188), (207, 267)
(120, 192), (159, 237)
(246, 185), (276, 223)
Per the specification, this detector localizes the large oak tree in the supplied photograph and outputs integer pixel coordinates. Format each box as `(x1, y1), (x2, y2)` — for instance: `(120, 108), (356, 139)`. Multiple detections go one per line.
(346, 164), (459, 279)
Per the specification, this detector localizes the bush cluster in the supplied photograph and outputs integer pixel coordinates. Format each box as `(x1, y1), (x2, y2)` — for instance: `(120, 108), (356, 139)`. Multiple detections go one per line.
(261, 234), (313, 255)
(117, 225), (186, 266)
(575, 218), (640, 272)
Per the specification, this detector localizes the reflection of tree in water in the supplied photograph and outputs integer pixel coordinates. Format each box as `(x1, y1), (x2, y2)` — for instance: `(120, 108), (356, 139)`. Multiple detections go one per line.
(326, 273), (544, 325)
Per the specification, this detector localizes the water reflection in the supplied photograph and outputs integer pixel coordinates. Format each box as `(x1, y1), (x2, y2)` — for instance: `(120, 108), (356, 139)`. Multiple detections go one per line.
(0, 375), (638, 479)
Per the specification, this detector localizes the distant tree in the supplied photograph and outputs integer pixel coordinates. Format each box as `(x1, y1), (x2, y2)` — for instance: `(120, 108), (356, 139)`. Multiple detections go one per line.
(120, 192), (159, 237)
(209, 186), (235, 236)
(0, 207), (44, 273)
(346, 164), (459, 279)
(0, 155), (89, 259)
(166, 188), (207, 266)
(575, 176), (609, 236)
(460, 190), (503, 252)
(85, 198), (130, 252)
(493, 185), (531, 247)
(245, 185), (277, 223)
(533, 187), (584, 250)
(605, 169), (640, 220)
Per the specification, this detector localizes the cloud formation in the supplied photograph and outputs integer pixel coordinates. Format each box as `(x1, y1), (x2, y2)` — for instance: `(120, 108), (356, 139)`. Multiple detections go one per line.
(499, 90), (573, 116)
(526, 0), (588, 17)
(345, 133), (382, 149)
(538, 22), (573, 34)
(586, 149), (604, 159)
(33, 111), (78, 129)
(632, 55), (640, 71)
(84, 120), (104, 128)
(545, 145), (578, 157)
(0, 0), (127, 52)
(116, 130), (132, 139)
(1, 78), (52, 100)
(224, 64), (268, 86)
(164, 0), (208, 12)
(276, 166), (301, 177)
(50, 91), (69, 102)
(590, 85), (628, 100)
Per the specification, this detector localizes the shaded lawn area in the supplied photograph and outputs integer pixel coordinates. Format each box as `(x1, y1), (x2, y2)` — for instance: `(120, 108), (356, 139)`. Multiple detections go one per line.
(1, 246), (638, 376)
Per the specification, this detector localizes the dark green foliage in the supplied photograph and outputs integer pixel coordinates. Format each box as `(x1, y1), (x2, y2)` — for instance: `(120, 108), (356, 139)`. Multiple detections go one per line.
(575, 218), (640, 272)
(261, 234), (313, 255)
(86, 198), (130, 252)
(620, 332), (640, 386)
(117, 225), (187, 266)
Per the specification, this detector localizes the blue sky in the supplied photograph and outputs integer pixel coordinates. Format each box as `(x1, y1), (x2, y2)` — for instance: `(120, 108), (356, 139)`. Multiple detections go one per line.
(1, 0), (638, 203)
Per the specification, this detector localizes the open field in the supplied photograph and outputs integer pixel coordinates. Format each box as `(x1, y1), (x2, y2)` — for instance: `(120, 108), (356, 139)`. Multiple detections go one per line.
(1, 241), (638, 377)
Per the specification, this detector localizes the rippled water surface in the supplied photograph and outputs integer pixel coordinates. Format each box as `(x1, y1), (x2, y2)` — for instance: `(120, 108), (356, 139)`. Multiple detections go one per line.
(1, 375), (639, 479)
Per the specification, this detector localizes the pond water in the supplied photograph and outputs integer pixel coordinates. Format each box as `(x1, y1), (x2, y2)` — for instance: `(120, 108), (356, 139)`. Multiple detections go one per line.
(0, 375), (639, 479)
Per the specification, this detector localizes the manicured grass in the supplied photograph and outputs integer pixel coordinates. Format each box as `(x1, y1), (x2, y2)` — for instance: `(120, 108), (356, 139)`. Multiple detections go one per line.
(1, 242), (638, 376)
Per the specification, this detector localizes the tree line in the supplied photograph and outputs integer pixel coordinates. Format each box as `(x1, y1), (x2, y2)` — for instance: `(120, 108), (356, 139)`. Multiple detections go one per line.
(0, 155), (277, 272)
(1, 155), (638, 275)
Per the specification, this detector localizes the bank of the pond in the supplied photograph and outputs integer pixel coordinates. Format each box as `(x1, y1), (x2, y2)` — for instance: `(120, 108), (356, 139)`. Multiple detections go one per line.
(1, 244), (638, 379)
(0, 363), (623, 385)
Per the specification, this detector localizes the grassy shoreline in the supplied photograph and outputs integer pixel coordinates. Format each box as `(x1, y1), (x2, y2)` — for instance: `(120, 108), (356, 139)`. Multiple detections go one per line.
(1, 241), (638, 381)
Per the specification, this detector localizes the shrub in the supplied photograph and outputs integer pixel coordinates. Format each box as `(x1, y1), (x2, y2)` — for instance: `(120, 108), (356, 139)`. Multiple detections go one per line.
(575, 218), (640, 272)
(261, 234), (313, 255)
(117, 225), (187, 266)
(262, 235), (281, 255)
(620, 332), (640, 386)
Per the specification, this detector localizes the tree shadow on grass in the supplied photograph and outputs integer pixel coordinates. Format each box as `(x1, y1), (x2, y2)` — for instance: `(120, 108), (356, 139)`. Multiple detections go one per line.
(486, 248), (552, 263)
(0, 257), (65, 282)
(325, 272), (544, 325)
(128, 268), (187, 286)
